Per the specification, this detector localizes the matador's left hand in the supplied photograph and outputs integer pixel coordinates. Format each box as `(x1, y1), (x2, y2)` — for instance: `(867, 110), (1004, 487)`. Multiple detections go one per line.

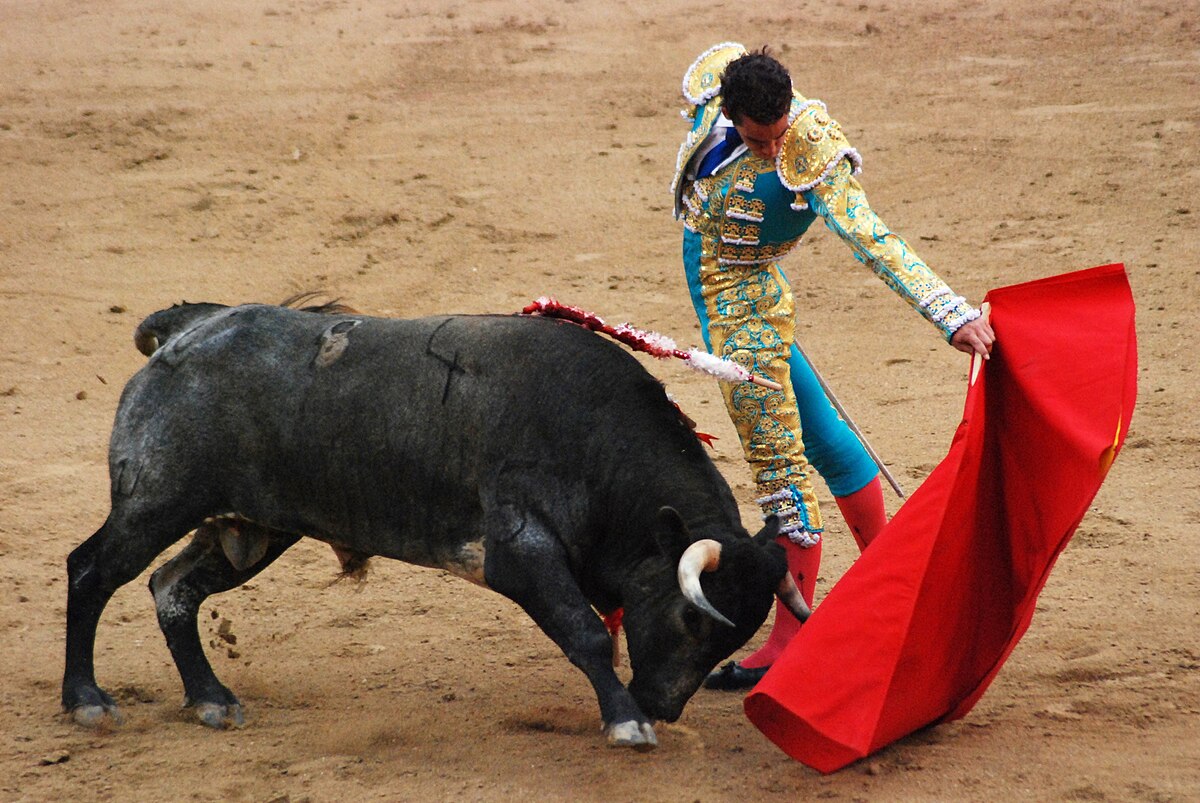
(950, 317), (996, 359)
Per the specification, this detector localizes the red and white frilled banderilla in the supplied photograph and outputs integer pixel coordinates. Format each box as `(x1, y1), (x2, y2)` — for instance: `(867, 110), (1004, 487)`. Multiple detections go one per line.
(519, 297), (784, 391)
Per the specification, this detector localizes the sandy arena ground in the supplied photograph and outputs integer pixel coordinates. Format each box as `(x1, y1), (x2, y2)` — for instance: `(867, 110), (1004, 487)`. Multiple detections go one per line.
(1, 1), (1197, 800)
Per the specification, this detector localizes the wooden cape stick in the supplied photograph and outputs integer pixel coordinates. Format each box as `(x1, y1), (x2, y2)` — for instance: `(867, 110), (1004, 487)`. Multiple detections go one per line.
(792, 341), (907, 500)
(969, 302), (992, 387)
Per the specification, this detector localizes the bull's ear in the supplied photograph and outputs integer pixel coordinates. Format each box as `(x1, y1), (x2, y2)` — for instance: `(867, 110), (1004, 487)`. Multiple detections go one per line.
(654, 506), (693, 560)
(752, 514), (782, 547)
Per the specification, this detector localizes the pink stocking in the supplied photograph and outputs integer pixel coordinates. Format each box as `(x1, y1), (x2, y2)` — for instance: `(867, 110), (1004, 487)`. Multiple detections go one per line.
(739, 534), (821, 669)
(739, 478), (888, 669)
(836, 476), (888, 552)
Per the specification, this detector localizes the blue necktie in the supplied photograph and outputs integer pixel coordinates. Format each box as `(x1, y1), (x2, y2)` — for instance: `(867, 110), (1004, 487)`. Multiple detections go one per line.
(697, 127), (743, 178)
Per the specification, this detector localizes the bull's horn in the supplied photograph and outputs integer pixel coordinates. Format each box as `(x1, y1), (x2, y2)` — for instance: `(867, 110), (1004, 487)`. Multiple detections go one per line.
(776, 572), (812, 623)
(677, 539), (736, 628)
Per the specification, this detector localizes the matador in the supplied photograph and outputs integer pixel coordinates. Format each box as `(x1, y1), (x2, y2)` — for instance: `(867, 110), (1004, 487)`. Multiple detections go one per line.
(672, 43), (995, 689)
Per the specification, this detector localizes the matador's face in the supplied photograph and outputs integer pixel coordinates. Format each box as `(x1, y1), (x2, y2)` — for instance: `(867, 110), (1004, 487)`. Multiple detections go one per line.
(725, 110), (789, 161)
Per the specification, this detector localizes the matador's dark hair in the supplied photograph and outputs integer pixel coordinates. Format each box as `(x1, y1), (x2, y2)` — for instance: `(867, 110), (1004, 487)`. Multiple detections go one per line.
(720, 47), (793, 125)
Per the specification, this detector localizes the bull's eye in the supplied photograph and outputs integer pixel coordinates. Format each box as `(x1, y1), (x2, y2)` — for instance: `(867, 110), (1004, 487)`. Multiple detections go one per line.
(681, 604), (708, 637)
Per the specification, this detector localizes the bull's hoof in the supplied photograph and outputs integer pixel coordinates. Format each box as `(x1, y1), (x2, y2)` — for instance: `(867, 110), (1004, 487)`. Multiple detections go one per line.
(195, 702), (245, 729)
(71, 703), (124, 728)
(605, 720), (658, 750)
(64, 684), (124, 728)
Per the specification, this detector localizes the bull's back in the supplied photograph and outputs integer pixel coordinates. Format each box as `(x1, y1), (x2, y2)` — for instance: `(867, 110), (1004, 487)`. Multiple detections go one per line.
(112, 306), (680, 564)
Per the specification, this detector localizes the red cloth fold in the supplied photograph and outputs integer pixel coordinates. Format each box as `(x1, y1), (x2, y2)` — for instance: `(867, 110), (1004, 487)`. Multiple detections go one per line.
(744, 264), (1137, 773)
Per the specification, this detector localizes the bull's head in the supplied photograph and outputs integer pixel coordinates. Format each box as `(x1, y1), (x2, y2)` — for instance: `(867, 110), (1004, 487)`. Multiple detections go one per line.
(622, 508), (807, 723)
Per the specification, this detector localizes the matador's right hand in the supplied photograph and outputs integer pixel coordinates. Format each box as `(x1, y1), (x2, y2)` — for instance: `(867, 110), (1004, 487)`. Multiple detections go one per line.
(950, 316), (996, 360)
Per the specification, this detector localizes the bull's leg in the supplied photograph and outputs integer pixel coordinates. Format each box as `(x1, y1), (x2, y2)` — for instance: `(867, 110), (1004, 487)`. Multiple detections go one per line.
(484, 522), (657, 750)
(63, 513), (191, 727)
(149, 526), (299, 729)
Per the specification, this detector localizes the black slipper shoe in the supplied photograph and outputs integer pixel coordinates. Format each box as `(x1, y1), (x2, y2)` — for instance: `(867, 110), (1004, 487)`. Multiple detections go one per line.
(703, 660), (769, 690)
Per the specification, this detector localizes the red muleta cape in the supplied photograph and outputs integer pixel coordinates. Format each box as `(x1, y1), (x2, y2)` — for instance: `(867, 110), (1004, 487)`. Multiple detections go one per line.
(744, 264), (1138, 773)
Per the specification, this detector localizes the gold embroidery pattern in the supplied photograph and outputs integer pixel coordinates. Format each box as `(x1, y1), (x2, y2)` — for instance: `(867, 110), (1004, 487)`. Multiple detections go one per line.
(809, 159), (976, 338)
(689, 157), (801, 262)
(726, 194), (766, 222)
(695, 245), (824, 533)
(720, 221), (761, 246)
(734, 161), (760, 193)
(756, 477), (823, 538)
(681, 177), (803, 265)
(682, 42), (748, 106)
(671, 101), (725, 211)
(778, 97), (862, 192)
(680, 178), (724, 237)
(718, 240), (799, 266)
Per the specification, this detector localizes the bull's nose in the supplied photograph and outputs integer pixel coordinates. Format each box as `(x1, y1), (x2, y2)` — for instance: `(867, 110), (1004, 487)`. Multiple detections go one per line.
(637, 697), (683, 723)
(654, 708), (682, 724)
(628, 677), (690, 723)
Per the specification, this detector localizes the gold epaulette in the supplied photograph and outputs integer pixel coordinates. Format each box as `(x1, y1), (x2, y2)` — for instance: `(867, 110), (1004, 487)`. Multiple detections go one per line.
(777, 96), (863, 193)
(681, 42), (748, 112)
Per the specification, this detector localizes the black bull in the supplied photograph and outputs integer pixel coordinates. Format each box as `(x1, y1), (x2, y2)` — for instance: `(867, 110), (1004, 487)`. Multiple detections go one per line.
(63, 302), (809, 749)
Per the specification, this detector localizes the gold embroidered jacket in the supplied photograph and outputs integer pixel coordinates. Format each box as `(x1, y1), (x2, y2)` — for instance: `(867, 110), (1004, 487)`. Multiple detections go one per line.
(673, 42), (979, 340)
